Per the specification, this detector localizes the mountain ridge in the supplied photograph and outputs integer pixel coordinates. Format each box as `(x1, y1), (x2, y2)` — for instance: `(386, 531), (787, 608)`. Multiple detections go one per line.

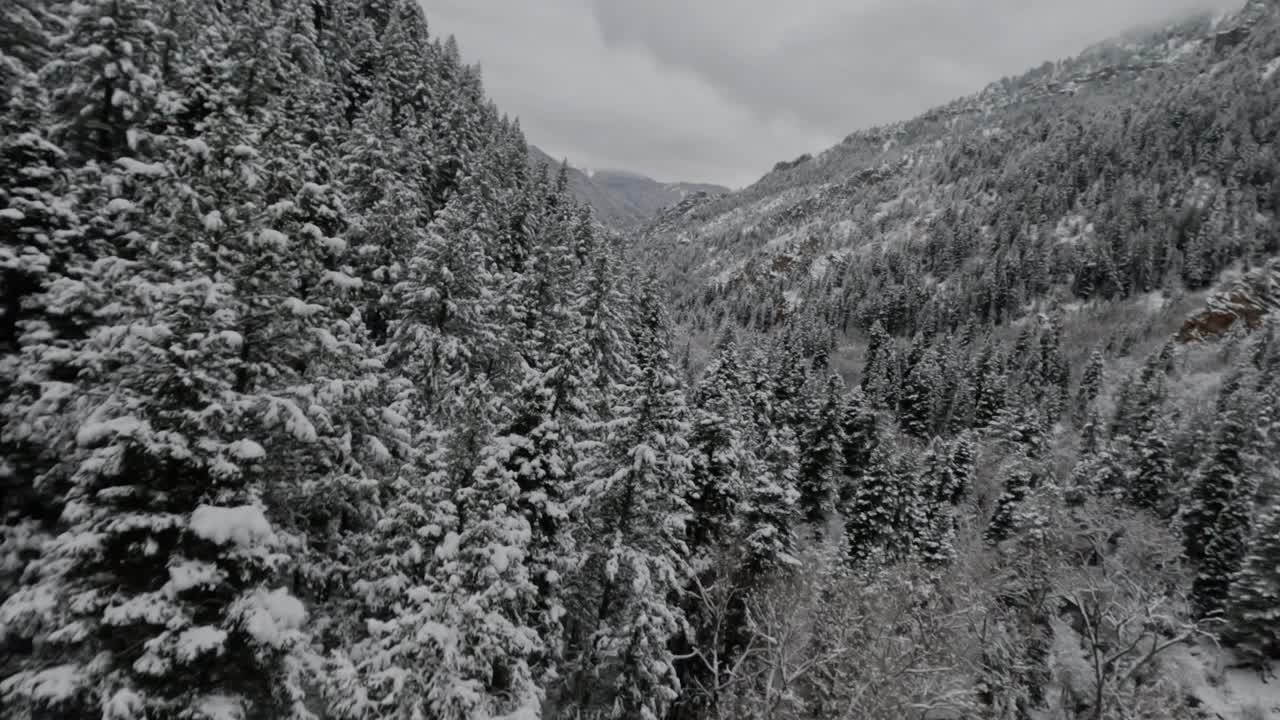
(528, 144), (728, 228)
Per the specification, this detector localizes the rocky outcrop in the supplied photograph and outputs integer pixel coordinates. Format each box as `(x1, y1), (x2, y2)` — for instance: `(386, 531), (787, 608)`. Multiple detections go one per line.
(1176, 260), (1280, 342)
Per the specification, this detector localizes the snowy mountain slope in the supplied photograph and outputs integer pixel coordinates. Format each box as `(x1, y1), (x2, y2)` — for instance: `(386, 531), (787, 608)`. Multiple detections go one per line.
(637, 0), (1280, 341)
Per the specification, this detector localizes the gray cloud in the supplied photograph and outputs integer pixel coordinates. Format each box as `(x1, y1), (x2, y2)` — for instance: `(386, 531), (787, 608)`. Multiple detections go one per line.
(420, 0), (1242, 188)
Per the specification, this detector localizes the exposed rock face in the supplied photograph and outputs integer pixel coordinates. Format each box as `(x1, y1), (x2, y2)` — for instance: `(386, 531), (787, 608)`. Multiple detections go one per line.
(1177, 261), (1280, 342)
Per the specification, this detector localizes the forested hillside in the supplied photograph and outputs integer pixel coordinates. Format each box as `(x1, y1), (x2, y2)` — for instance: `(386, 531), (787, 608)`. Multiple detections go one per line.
(2, 0), (1280, 719)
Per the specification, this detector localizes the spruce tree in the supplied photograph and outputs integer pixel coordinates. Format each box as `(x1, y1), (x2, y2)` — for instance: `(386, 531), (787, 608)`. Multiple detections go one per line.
(1185, 404), (1252, 617)
(564, 283), (692, 720)
(685, 344), (749, 554)
(797, 374), (848, 530)
(1226, 502), (1280, 665)
(843, 441), (916, 567)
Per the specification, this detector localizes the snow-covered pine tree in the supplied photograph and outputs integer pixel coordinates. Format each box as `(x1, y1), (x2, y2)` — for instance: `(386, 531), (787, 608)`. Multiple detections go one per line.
(985, 465), (1037, 545)
(685, 343), (750, 554)
(0, 134), (320, 719)
(900, 345), (942, 438)
(563, 282), (692, 720)
(916, 438), (962, 566)
(797, 374), (848, 531)
(1126, 415), (1175, 514)
(843, 440), (918, 567)
(1074, 348), (1105, 422)
(1226, 500), (1280, 665)
(1185, 401), (1252, 617)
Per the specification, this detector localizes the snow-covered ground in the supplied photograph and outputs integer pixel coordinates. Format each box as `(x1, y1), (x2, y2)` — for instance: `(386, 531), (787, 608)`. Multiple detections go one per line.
(1170, 642), (1280, 719)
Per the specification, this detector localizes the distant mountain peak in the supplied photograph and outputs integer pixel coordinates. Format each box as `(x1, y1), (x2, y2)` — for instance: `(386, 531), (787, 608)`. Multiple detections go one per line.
(527, 146), (729, 228)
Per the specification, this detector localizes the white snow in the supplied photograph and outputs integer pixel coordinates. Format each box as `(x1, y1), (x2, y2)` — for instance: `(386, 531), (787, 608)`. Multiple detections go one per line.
(256, 229), (288, 249)
(366, 436), (392, 465)
(103, 688), (145, 720)
(195, 695), (245, 720)
(1137, 290), (1167, 313)
(106, 199), (135, 213)
(182, 138), (210, 157)
(116, 157), (167, 177)
(1264, 57), (1280, 81)
(1, 664), (83, 704)
(234, 588), (306, 648)
(283, 297), (323, 317)
(322, 270), (363, 290)
(491, 546), (513, 573)
(176, 625), (228, 661)
(189, 505), (277, 548)
(168, 559), (225, 592)
(103, 592), (179, 627)
(1053, 214), (1092, 245)
(313, 327), (341, 352)
(0, 208), (24, 220)
(264, 398), (318, 442)
(216, 330), (243, 350)
(203, 210), (224, 231)
(324, 236), (347, 254)
(1167, 642), (1280, 720)
(76, 415), (143, 447)
(227, 439), (265, 461)
(436, 531), (461, 560)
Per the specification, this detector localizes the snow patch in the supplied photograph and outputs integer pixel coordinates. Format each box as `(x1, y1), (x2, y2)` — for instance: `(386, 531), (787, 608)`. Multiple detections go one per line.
(256, 229), (288, 249)
(189, 505), (277, 549)
(168, 560), (225, 592)
(116, 157), (167, 177)
(76, 415), (143, 448)
(182, 138), (210, 157)
(1137, 290), (1167, 313)
(103, 688), (145, 720)
(283, 297), (323, 317)
(234, 588), (306, 648)
(227, 439), (265, 461)
(322, 270), (363, 291)
(1, 664), (83, 704)
(0, 208), (24, 220)
(176, 626), (228, 661)
(436, 532), (461, 560)
(366, 436), (392, 465)
(1264, 57), (1280, 81)
(195, 695), (245, 720)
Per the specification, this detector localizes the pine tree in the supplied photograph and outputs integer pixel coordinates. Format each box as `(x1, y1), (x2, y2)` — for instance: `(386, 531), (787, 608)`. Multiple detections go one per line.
(985, 465), (1037, 545)
(843, 441), (917, 567)
(1226, 502), (1280, 665)
(1074, 349), (1105, 422)
(862, 320), (898, 410)
(900, 345), (942, 438)
(797, 375), (848, 530)
(1185, 404), (1252, 617)
(564, 283), (692, 720)
(972, 340), (1006, 428)
(740, 426), (801, 574)
(44, 0), (163, 163)
(1126, 415), (1175, 514)
(685, 344), (749, 554)
(916, 439), (962, 566)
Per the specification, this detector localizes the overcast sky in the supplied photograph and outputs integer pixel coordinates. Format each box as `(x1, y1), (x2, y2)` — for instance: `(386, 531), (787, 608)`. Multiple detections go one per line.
(419, 0), (1242, 188)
